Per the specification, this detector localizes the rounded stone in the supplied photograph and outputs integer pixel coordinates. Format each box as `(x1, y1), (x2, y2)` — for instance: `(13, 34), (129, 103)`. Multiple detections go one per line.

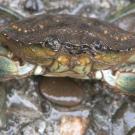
(39, 77), (84, 107)
(60, 115), (89, 135)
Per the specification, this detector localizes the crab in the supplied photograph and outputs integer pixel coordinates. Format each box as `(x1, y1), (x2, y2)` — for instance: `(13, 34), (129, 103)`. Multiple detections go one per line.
(0, 9), (135, 96)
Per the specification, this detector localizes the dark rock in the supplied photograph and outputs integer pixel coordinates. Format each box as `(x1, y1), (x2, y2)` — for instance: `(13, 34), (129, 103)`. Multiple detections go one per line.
(39, 77), (84, 107)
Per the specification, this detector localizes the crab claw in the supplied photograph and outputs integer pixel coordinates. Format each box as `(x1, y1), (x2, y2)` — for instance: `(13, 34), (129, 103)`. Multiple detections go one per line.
(0, 56), (35, 81)
(115, 72), (135, 94)
(95, 64), (135, 95)
(113, 64), (135, 95)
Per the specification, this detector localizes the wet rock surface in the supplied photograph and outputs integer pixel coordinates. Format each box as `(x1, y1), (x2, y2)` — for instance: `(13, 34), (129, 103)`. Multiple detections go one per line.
(0, 0), (135, 135)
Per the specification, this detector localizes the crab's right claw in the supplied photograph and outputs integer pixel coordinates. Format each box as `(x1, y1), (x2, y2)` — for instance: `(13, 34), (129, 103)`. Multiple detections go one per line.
(0, 56), (35, 81)
(0, 56), (18, 80)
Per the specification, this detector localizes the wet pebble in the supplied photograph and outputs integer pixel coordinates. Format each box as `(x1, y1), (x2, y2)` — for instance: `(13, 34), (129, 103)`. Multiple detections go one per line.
(24, 0), (44, 12)
(20, 119), (46, 135)
(114, 13), (135, 32)
(60, 115), (89, 135)
(39, 77), (84, 107)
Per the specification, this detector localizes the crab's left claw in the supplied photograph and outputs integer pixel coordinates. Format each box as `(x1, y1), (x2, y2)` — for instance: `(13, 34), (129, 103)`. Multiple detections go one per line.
(95, 64), (135, 95)
(115, 72), (135, 94)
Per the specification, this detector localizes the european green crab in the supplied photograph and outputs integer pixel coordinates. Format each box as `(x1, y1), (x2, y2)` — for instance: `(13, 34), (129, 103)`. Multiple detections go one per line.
(0, 8), (135, 96)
